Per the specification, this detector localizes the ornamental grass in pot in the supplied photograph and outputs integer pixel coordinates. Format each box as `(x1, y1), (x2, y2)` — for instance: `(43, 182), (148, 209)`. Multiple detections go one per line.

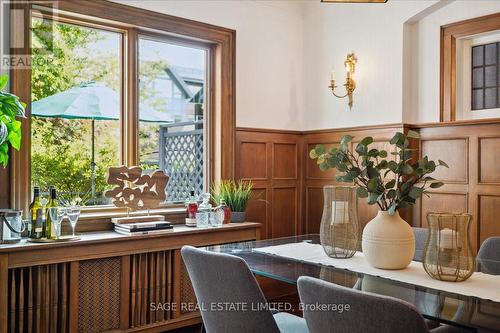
(212, 180), (253, 223)
(310, 130), (448, 269)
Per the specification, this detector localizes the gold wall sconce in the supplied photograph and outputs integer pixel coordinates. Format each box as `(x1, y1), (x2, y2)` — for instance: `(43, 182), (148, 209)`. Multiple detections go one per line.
(329, 53), (357, 109)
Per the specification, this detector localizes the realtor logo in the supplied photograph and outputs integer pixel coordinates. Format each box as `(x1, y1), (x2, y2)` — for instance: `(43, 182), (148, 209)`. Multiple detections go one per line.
(0, 0), (57, 70)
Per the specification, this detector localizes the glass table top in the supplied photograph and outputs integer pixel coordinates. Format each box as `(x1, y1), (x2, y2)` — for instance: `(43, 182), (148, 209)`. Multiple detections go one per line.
(205, 234), (500, 332)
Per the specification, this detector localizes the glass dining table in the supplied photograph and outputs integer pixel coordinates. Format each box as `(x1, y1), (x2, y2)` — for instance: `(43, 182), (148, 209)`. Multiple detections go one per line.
(205, 234), (500, 333)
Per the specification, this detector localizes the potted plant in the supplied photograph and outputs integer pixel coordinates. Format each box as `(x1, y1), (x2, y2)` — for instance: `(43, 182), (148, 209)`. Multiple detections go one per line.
(310, 130), (448, 269)
(0, 75), (26, 167)
(212, 180), (253, 223)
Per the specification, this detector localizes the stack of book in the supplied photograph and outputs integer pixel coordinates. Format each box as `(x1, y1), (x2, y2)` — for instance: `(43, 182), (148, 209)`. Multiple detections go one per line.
(112, 215), (173, 236)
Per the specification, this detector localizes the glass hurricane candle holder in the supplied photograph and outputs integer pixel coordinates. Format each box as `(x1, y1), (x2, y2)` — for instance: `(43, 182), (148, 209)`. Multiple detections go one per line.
(320, 185), (359, 259)
(423, 213), (475, 282)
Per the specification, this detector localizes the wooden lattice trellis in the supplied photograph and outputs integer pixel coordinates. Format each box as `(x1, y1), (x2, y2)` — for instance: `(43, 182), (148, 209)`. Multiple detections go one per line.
(160, 124), (204, 202)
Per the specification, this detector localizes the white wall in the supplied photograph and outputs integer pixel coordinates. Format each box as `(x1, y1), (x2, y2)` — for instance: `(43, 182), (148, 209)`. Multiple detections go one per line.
(113, 0), (305, 130)
(406, 0), (500, 123)
(301, 0), (434, 130)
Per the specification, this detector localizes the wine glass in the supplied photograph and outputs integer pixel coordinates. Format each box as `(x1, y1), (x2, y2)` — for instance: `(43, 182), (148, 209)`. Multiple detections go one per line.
(48, 207), (66, 239)
(67, 206), (81, 237)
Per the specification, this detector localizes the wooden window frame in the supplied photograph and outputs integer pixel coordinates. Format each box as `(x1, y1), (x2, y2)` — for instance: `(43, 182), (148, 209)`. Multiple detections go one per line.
(440, 11), (500, 121)
(9, 0), (236, 215)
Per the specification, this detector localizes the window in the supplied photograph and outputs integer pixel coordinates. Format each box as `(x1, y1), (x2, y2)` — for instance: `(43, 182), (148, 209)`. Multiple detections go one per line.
(138, 37), (208, 203)
(31, 16), (122, 205)
(8, 2), (235, 213)
(471, 42), (500, 110)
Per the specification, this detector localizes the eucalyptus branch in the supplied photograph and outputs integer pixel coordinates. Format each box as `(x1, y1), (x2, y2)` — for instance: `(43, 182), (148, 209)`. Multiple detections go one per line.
(310, 131), (449, 215)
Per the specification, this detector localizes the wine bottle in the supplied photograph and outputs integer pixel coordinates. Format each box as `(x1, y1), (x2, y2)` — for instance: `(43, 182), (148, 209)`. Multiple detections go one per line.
(44, 186), (58, 239)
(29, 186), (43, 239)
(185, 190), (198, 227)
(218, 198), (231, 224)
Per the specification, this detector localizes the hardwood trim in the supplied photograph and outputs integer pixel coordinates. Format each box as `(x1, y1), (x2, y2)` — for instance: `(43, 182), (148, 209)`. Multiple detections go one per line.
(236, 126), (302, 135)
(68, 261), (79, 333)
(302, 123), (404, 134)
(440, 11), (500, 122)
(9, 2), (31, 214)
(120, 255), (131, 330)
(125, 27), (138, 166)
(0, 254), (7, 333)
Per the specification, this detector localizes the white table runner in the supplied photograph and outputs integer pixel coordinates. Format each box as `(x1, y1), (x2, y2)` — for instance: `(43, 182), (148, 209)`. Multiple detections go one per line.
(254, 242), (500, 302)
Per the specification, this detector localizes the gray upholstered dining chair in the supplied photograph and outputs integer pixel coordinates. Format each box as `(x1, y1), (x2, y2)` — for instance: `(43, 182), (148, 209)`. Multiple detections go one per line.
(180, 246), (308, 333)
(413, 227), (429, 262)
(477, 236), (500, 275)
(297, 276), (430, 333)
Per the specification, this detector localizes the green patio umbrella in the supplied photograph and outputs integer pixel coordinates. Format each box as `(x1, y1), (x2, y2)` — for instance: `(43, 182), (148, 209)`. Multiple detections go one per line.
(31, 82), (173, 197)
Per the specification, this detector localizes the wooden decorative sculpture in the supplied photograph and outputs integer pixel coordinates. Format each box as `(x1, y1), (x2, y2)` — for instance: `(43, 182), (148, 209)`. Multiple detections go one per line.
(105, 166), (169, 211)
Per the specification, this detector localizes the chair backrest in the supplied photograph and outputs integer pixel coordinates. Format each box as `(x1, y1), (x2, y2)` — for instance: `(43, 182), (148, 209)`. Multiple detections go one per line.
(297, 276), (429, 333)
(413, 227), (429, 262)
(477, 236), (500, 275)
(180, 246), (280, 333)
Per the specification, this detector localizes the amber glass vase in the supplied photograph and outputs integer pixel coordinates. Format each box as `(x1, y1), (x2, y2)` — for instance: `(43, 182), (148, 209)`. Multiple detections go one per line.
(320, 186), (359, 258)
(423, 213), (475, 282)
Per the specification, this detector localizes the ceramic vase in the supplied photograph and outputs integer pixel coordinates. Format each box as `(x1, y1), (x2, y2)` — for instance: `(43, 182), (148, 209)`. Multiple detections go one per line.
(362, 210), (415, 269)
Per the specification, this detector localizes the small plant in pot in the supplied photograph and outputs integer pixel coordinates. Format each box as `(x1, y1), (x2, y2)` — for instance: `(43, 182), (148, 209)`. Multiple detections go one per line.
(212, 180), (253, 223)
(310, 130), (448, 269)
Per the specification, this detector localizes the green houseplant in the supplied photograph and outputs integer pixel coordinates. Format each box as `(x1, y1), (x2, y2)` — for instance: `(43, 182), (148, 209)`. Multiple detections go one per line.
(310, 130), (449, 269)
(212, 180), (253, 223)
(0, 75), (26, 167)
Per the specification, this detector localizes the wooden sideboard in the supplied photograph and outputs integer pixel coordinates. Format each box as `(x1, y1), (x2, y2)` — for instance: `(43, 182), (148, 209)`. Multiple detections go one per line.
(0, 222), (261, 333)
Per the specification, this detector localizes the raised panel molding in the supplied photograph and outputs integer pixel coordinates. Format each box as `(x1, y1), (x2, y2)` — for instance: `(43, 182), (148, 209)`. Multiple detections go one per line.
(245, 188), (269, 238)
(238, 141), (268, 180)
(305, 187), (324, 234)
(478, 195), (500, 246)
(273, 143), (298, 179)
(420, 192), (469, 227)
(306, 143), (338, 180)
(272, 187), (298, 238)
(421, 138), (468, 183)
(479, 137), (500, 184)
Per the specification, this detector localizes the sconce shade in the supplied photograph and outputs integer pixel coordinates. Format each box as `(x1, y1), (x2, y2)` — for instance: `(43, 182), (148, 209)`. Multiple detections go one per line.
(423, 213), (475, 282)
(320, 186), (360, 258)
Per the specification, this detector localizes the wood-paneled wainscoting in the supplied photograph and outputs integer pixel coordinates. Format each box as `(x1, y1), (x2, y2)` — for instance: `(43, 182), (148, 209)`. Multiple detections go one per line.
(236, 129), (303, 239)
(237, 119), (500, 252)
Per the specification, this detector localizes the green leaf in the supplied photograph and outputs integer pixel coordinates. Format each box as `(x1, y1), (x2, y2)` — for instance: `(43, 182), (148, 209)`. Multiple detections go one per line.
(378, 150), (388, 158)
(367, 178), (378, 192)
(400, 163), (414, 175)
(314, 144), (325, 155)
(388, 161), (398, 172)
(367, 166), (379, 179)
(360, 136), (373, 146)
(367, 192), (380, 205)
(438, 160), (449, 168)
(356, 187), (368, 198)
(376, 160), (388, 170)
(386, 189), (396, 199)
(0, 75), (8, 90)
(406, 130), (420, 139)
(355, 143), (368, 155)
(409, 186), (424, 200)
(388, 204), (397, 215)
(390, 132), (404, 145)
(340, 135), (353, 146)
(309, 149), (318, 159)
(430, 182), (444, 188)
(385, 179), (396, 189)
